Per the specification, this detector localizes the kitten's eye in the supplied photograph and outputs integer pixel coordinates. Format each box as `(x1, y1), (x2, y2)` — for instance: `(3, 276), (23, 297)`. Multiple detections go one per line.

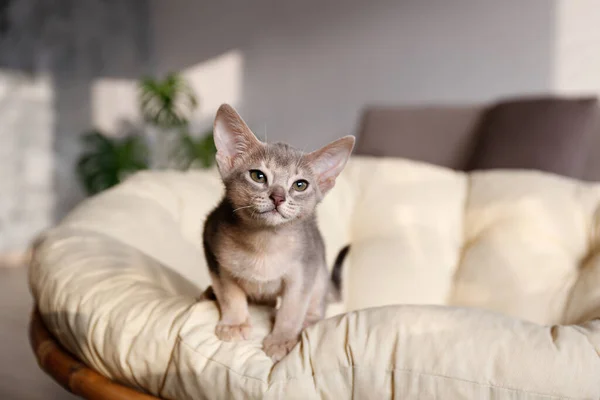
(249, 169), (267, 183)
(292, 179), (309, 192)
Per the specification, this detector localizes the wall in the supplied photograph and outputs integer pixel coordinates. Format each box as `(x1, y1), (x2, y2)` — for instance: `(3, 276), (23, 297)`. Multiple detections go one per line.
(0, 0), (151, 253)
(150, 0), (557, 149)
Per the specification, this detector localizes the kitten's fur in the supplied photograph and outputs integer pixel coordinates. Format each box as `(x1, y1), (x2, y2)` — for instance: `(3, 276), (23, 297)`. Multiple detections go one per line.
(202, 104), (354, 362)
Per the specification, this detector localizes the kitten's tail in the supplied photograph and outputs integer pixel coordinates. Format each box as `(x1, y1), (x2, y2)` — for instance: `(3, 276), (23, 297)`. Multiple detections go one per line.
(329, 244), (350, 302)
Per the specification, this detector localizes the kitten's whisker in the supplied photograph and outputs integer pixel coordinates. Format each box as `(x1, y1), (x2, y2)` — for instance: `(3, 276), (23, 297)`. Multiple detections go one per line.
(233, 205), (253, 213)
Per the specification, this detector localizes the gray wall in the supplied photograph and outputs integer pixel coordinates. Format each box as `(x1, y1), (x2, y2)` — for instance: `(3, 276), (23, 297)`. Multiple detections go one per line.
(0, 0), (151, 253)
(151, 0), (557, 149)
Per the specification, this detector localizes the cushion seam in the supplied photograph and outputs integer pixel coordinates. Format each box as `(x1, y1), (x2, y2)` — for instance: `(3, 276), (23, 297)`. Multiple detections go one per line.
(446, 173), (471, 303)
(560, 181), (594, 325)
(178, 337), (269, 384)
(158, 304), (199, 395)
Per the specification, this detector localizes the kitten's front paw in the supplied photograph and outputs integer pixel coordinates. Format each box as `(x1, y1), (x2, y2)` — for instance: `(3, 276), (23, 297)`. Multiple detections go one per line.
(263, 334), (299, 362)
(215, 320), (252, 341)
(302, 315), (322, 329)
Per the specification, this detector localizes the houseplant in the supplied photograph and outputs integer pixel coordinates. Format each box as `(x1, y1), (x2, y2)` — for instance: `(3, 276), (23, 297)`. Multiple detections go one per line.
(76, 129), (149, 196)
(76, 73), (216, 196)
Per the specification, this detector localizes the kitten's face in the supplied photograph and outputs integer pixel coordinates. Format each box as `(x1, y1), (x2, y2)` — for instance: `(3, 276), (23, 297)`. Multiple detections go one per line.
(224, 144), (320, 227)
(212, 104), (355, 228)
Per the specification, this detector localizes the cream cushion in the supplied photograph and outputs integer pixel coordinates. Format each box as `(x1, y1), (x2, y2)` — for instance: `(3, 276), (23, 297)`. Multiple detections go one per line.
(29, 156), (600, 399)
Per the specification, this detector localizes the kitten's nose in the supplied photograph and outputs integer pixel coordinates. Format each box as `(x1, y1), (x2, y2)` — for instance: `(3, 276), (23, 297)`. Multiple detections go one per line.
(269, 187), (286, 207)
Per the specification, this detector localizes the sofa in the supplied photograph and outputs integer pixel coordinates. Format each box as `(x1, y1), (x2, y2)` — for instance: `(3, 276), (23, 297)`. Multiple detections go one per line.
(29, 96), (600, 399)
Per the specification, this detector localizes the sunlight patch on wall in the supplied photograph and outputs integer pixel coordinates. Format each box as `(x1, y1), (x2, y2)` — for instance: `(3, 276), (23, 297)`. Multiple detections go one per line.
(91, 78), (140, 136)
(181, 49), (244, 132)
(90, 50), (243, 136)
(553, 0), (600, 95)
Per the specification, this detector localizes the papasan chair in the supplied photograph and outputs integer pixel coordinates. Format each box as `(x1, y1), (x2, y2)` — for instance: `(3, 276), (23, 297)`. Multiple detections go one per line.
(29, 156), (600, 399)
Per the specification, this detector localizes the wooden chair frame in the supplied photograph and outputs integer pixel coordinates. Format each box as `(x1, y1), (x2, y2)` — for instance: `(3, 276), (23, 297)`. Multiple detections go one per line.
(29, 307), (160, 400)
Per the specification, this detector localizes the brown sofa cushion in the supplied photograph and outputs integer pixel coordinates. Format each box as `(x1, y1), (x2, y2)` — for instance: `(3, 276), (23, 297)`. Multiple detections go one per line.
(355, 106), (483, 170)
(582, 112), (600, 181)
(467, 96), (598, 178)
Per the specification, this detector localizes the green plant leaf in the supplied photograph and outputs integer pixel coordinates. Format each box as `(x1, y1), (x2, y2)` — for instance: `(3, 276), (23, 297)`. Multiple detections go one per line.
(76, 130), (149, 196)
(138, 73), (198, 130)
(170, 129), (217, 170)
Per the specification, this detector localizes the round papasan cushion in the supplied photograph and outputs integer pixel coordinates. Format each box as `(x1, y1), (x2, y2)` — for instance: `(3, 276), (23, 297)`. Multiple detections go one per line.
(29, 157), (600, 399)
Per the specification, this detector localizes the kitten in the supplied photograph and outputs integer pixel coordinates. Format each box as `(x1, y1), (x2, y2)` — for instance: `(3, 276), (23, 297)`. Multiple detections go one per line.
(202, 104), (354, 362)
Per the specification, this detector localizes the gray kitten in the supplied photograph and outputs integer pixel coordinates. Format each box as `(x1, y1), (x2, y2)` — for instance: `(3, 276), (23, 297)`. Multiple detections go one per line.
(201, 104), (354, 362)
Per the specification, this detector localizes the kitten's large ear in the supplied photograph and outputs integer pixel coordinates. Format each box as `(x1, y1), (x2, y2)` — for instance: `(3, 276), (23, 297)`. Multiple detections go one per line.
(306, 135), (355, 195)
(213, 104), (261, 176)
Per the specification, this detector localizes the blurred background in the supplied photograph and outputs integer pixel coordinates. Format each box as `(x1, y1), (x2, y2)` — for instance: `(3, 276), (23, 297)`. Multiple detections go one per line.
(2, 0), (600, 398)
